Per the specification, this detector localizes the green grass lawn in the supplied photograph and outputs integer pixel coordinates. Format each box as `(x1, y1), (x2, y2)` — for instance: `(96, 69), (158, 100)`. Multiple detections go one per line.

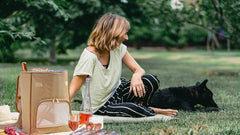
(0, 48), (239, 134)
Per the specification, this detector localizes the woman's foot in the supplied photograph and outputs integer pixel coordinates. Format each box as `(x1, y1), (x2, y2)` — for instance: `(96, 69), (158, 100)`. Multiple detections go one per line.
(149, 107), (178, 117)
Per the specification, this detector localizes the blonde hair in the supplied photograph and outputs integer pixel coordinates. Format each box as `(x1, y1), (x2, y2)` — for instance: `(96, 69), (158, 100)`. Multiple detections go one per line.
(87, 13), (130, 52)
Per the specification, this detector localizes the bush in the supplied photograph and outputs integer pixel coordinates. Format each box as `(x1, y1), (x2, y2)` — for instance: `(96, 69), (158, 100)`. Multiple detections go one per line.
(181, 24), (208, 45)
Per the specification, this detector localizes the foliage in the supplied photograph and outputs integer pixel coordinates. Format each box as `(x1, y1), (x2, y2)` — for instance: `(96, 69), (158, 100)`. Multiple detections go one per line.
(0, 0), (240, 62)
(131, 0), (240, 48)
(0, 24), (39, 62)
(0, 0), (150, 62)
(181, 0), (240, 48)
(181, 24), (208, 45)
(0, 0), (48, 62)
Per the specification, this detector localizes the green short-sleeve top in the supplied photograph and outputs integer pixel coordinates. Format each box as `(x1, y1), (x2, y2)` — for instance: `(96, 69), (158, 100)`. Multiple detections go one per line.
(73, 44), (127, 113)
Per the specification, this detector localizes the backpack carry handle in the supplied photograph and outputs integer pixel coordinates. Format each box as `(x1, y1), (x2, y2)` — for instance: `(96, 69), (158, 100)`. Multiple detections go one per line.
(15, 76), (21, 112)
(21, 62), (28, 71)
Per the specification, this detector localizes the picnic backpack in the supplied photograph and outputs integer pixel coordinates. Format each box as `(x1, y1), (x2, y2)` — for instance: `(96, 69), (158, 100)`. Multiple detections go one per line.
(14, 63), (71, 134)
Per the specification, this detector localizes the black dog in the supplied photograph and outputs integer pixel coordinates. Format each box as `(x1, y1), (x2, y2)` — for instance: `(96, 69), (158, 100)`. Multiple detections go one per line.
(149, 79), (221, 111)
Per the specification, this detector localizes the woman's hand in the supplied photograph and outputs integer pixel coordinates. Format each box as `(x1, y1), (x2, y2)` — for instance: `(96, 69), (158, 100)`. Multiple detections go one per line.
(122, 51), (146, 97)
(129, 73), (146, 97)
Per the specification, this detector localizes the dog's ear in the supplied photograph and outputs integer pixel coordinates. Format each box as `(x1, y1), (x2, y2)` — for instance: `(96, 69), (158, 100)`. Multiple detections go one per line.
(195, 79), (208, 86)
(202, 79), (208, 85)
(199, 79), (208, 89)
(195, 82), (201, 86)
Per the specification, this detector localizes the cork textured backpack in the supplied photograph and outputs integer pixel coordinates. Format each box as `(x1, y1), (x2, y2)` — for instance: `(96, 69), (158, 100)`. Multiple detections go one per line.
(14, 63), (71, 134)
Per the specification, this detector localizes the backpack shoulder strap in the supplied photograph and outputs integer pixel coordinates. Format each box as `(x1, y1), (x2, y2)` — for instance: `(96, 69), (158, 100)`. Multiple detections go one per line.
(15, 75), (21, 113)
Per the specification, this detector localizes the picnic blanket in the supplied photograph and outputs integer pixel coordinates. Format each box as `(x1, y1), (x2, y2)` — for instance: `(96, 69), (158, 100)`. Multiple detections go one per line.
(0, 112), (173, 135)
(102, 114), (173, 123)
(70, 110), (173, 123)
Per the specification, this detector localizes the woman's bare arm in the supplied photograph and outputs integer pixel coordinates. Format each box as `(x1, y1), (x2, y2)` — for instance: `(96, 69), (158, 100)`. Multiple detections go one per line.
(69, 75), (88, 100)
(122, 51), (145, 97)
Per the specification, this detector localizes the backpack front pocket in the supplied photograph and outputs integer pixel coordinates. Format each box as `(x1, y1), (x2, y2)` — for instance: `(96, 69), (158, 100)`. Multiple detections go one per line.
(35, 99), (71, 128)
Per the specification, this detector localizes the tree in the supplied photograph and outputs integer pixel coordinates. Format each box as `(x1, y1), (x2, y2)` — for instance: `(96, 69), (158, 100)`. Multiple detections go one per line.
(1, 0), (152, 63)
(1, 0), (239, 63)
(0, 0), (40, 62)
(166, 0), (240, 50)
(0, 0), (62, 62)
(130, 0), (240, 50)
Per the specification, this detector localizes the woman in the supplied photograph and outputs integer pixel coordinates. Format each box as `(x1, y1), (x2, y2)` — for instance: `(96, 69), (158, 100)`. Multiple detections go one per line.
(69, 13), (178, 117)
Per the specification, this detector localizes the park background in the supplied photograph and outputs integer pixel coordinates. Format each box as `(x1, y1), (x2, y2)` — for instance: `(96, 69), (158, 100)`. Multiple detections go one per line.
(0, 0), (239, 134)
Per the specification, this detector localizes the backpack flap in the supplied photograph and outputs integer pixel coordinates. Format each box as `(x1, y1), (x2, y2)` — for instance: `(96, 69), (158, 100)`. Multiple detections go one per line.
(35, 99), (71, 128)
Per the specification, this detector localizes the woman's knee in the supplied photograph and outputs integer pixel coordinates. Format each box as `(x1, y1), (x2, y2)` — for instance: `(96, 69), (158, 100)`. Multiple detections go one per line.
(142, 74), (160, 91)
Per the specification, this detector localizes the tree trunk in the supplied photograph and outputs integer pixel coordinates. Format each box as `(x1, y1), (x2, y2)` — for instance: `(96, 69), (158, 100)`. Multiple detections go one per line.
(227, 27), (231, 52)
(206, 32), (211, 51)
(212, 34), (221, 48)
(227, 38), (231, 52)
(211, 38), (215, 51)
(48, 38), (57, 64)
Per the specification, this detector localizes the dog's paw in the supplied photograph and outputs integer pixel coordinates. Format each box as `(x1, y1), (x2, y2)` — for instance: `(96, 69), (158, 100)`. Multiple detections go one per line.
(204, 107), (222, 112)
